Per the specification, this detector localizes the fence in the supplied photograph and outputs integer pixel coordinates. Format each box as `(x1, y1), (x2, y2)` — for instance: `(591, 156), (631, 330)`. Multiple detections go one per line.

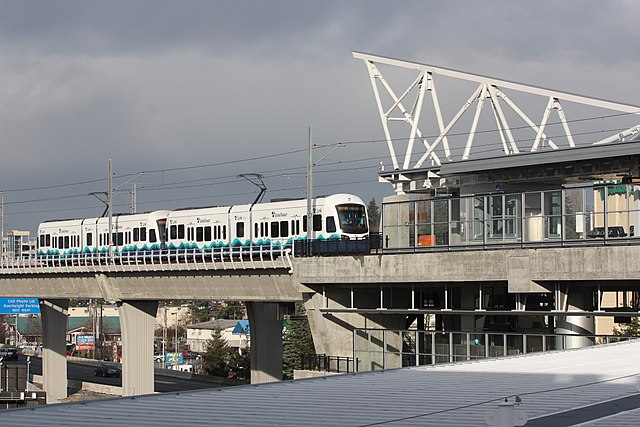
(353, 329), (638, 372)
(300, 354), (357, 374)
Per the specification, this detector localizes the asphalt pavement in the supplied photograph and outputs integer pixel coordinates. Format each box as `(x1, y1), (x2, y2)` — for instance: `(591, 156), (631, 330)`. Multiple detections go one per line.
(4, 354), (232, 393)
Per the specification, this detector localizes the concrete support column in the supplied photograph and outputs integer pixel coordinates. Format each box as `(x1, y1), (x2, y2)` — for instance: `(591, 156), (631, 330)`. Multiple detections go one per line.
(119, 300), (158, 396)
(246, 302), (283, 384)
(555, 286), (595, 349)
(40, 298), (69, 404)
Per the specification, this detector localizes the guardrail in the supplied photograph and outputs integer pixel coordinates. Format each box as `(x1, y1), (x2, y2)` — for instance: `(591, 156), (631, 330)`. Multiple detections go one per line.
(300, 354), (357, 373)
(0, 245), (293, 274)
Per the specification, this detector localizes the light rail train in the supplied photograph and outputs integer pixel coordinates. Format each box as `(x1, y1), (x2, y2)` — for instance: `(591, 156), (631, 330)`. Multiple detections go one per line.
(37, 193), (368, 256)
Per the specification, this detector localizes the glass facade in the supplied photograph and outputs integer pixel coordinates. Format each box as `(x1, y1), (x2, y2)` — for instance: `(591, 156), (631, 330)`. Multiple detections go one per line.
(381, 183), (640, 250)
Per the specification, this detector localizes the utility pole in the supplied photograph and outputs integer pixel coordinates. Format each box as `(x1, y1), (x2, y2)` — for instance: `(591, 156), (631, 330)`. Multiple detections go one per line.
(131, 183), (136, 214)
(0, 192), (4, 268)
(306, 126), (313, 254)
(108, 159), (113, 260)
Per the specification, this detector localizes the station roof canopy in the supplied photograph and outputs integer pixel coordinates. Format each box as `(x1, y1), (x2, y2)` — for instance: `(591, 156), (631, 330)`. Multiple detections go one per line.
(4, 340), (640, 426)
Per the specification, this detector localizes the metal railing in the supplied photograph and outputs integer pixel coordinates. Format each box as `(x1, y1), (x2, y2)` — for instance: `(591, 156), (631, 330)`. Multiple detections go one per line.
(300, 353), (357, 374)
(353, 329), (639, 372)
(0, 244), (293, 274)
(293, 236), (375, 257)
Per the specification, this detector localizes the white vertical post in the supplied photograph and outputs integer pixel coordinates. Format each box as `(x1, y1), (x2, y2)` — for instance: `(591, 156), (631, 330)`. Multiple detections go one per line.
(306, 127), (313, 252)
(131, 183), (137, 214)
(108, 159), (113, 261)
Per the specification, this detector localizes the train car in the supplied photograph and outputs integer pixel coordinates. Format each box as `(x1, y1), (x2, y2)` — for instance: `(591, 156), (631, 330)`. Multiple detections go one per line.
(89, 210), (170, 253)
(165, 206), (230, 251)
(38, 219), (84, 256)
(37, 194), (368, 258)
(37, 210), (169, 256)
(164, 193), (368, 251)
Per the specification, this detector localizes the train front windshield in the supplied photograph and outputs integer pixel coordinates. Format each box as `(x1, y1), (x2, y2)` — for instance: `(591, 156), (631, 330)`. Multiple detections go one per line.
(336, 204), (368, 234)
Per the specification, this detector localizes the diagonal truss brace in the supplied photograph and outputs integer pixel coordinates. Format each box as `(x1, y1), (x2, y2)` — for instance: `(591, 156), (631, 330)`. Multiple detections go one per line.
(354, 51), (640, 172)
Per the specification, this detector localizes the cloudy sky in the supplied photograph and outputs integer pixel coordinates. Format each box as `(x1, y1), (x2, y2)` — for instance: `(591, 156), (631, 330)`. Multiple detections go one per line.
(0, 1), (639, 232)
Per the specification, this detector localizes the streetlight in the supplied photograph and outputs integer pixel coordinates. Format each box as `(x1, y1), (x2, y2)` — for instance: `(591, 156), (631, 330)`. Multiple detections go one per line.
(26, 356), (31, 391)
(174, 312), (178, 355)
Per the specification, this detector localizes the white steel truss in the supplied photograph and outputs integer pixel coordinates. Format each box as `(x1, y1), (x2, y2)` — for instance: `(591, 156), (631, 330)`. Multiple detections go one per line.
(354, 51), (640, 178)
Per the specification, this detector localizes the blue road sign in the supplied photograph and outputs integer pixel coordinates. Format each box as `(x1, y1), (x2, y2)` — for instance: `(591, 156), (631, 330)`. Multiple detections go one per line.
(0, 298), (40, 314)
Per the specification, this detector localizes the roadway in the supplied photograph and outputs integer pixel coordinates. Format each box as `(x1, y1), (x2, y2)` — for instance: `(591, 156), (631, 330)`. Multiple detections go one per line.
(4, 355), (232, 393)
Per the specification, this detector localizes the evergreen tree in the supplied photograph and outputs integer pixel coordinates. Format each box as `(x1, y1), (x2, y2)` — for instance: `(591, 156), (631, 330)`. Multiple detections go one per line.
(282, 303), (315, 380)
(367, 198), (380, 232)
(614, 317), (640, 336)
(215, 301), (245, 320)
(189, 301), (211, 323)
(202, 328), (234, 377)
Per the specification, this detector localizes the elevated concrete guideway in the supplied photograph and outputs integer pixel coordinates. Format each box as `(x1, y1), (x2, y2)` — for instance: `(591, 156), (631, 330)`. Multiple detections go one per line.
(0, 266), (299, 403)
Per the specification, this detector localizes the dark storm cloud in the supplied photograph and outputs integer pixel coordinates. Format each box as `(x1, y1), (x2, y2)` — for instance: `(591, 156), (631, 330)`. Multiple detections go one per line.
(0, 1), (638, 231)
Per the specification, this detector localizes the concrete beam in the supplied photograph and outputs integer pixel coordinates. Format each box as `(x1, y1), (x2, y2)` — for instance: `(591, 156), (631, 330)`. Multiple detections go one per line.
(0, 270), (299, 301)
(40, 298), (69, 404)
(246, 302), (283, 383)
(119, 300), (158, 396)
(295, 246), (640, 290)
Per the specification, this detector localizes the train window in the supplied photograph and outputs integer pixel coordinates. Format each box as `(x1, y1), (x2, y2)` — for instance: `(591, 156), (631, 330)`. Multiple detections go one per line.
(133, 228), (139, 242)
(87, 233), (92, 246)
(327, 216), (336, 233)
(237, 222), (245, 238)
(313, 214), (322, 232)
(196, 227), (204, 242)
(205, 226), (212, 241)
(223, 225), (226, 240)
(112, 233), (123, 246)
(46, 234), (51, 246)
(271, 222), (279, 238)
(140, 227), (147, 241)
(170, 225), (177, 240)
(296, 220), (300, 235)
(260, 223), (264, 237)
(149, 229), (157, 243)
(39, 235), (44, 246)
(178, 224), (185, 239)
(254, 223), (259, 238)
(303, 215), (307, 232)
(280, 220), (288, 237)
(63, 236), (69, 249)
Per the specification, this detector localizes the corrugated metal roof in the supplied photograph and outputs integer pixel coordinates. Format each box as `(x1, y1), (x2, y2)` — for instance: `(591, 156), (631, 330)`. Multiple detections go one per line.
(4, 340), (640, 426)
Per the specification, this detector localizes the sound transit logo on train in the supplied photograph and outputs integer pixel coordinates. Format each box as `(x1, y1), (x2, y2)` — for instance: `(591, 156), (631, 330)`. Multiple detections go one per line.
(0, 298), (41, 314)
(272, 211), (287, 218)
(196, 217), (211, 224)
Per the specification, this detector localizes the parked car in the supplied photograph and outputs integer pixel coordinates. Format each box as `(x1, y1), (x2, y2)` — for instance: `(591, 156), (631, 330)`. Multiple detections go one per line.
(94, 363), (121, 378)
(154, 353), (165, 363)
(0, 347), (19, 361)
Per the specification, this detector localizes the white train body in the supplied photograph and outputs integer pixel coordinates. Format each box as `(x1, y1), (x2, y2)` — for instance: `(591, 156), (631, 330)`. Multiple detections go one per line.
(38, 211), (169, 256)
(37, 194), (367, 255)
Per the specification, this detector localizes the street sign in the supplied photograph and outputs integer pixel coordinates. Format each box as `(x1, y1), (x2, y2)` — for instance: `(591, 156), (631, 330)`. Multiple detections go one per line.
(165, 352), (184, 366)
(0, 298), (40, 314)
